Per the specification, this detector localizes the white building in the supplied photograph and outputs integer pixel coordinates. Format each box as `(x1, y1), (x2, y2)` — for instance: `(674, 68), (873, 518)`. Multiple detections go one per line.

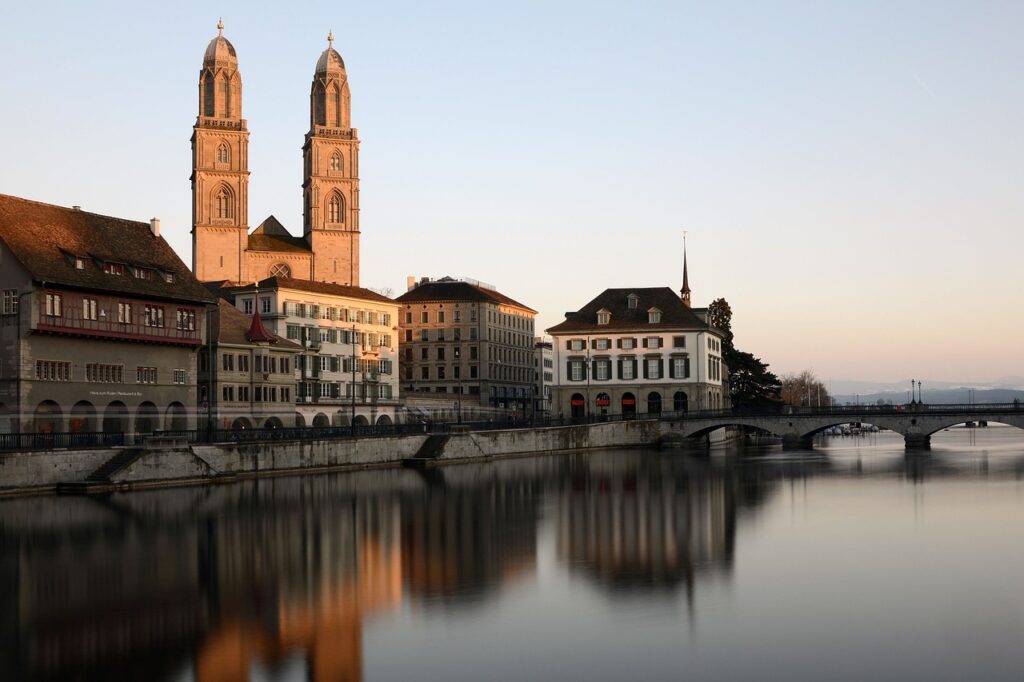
(546, 287), (726, 419)
(219, 276), (400, 426)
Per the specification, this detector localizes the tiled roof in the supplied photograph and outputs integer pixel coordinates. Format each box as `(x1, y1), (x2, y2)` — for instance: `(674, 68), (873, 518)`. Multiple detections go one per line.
(247, 233), (311, 254)
(215, 300), (300, 348)
(546, 287), (712, 334)
(0, 194), (215, 304)
(395, 279), (536, 313)
(222, 276), (395, 304)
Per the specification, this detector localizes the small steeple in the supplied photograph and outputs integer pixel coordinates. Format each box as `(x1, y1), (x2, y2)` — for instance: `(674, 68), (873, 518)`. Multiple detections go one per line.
(328, 30), (334, 47)
(245, 310), (277, 344)
(681, 232), (692, 307)
(217, 17), (224, 37)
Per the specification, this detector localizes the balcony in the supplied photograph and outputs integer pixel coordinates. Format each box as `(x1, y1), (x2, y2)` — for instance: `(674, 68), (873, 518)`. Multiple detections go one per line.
(363, 370), (380, 383)
(34, 291), (201, 346)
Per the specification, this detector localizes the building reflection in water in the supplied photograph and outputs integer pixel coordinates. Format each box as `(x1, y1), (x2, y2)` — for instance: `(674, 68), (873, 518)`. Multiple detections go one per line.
(555, 453), (776, 597)
(0, 453), (796, 681)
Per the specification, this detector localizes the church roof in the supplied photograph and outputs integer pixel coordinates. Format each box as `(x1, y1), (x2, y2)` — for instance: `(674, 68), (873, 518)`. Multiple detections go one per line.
(546, 287), (711, 335)
(247, 233), (311, 254)
(219, 276), (395, 305)
(395, 278), (536, 313)
(0, 193), (215, 305)
(204, 21), (238, 67)
(316, 43), (346, 73)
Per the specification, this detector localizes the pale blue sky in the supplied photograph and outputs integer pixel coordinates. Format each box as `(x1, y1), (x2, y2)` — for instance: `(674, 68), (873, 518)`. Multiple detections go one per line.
(2, 1), (1021, 383)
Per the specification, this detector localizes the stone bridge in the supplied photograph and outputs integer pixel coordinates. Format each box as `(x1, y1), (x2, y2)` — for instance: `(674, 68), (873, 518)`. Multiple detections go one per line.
(661, 404), (1024, 449)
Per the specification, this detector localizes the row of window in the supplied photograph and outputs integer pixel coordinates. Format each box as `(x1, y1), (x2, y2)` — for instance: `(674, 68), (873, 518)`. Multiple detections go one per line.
(410, 364), (480, 381)
(219, 353), (292, 374)
(410, 345), (480, 361)
(281, 302), (390, 325)
(221, 385), (293, 403)
(566, 357), (693, 382)
(298, 382), (395, 399)
(36, 361), (187, 385)
(565, 336), (691, 351)
(407, 326), (479, 342)
(406, 309), (477, 324)
(41, 293), (195, 330)
(304, 356), (393, 374)
(596, 308), (661, 325)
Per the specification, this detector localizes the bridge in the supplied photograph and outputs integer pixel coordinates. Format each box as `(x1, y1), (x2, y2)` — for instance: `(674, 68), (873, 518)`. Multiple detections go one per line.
(660, 403), (1024, 449)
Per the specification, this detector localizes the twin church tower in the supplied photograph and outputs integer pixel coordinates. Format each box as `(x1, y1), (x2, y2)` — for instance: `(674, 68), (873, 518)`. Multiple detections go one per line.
(191, 21), (360, 286)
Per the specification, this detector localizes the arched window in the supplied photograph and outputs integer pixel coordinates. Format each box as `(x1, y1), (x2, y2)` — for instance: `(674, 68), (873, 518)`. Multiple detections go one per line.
(327, 193), (344, 223)
(220, 74), (231, 117)
(216, 143), (230, 164)
(269, 263), (291, 278)
(330, 152), (343, 173)
(332, 85), (342, 127)
(215, 188), (232, 219)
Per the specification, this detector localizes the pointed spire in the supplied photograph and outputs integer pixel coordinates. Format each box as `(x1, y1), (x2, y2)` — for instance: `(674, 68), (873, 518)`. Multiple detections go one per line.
(217, 17), (224, 36)
(245, 310), (277, 344)
(328, 30), (334, 47)
(681, 232), (691, 307)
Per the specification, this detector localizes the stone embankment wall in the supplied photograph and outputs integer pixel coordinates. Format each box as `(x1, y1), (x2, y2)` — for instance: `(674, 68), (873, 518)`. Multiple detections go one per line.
(0, 420), (666, 493)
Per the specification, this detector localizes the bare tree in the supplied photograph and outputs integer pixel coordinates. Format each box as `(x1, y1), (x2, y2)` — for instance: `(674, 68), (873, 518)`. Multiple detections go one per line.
(780, 370), (832, 407)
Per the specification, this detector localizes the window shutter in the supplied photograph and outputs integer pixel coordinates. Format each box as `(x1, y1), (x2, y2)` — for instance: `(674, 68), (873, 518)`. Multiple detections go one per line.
(642, 337), (649, 348)
(617, 359), (623, 379)
(643, 360), (649, 379)
(658, 359), (664, 379)
(616, 338), (621, 349)
(331, 357), (340, 372)
(632, 359), (638, 379)
(565, 340), (571, 350)
(685, 357), (691, 378)
(669, 359), (675, 379)
(567, 360), (573, 380)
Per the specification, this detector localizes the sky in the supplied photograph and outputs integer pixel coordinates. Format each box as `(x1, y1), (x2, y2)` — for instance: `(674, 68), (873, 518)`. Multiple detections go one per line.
(1, 1), (1022, 384)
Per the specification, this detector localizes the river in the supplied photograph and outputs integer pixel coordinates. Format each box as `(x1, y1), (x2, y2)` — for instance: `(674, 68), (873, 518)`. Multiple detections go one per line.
(1, 425), (1022, 681)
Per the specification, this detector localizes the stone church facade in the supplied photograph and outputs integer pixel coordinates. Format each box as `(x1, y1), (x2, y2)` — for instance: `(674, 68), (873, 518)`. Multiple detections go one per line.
(191, 23), (360, 287)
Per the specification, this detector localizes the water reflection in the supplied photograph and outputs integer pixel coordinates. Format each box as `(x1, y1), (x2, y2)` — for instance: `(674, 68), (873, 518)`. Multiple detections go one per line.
(2, 434), (1023, 681)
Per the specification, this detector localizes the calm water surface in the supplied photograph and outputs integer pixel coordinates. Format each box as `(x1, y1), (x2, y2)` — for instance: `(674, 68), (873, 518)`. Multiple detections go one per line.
(2, 427), (1023, 681)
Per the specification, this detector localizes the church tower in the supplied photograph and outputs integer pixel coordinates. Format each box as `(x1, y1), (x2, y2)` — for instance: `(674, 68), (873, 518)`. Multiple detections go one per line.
(303, 32), (360, 286)
(191, 19), (250, 283)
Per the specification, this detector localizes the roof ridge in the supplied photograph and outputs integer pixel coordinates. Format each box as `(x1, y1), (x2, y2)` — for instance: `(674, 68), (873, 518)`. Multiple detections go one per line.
(0, 193), (148, 227)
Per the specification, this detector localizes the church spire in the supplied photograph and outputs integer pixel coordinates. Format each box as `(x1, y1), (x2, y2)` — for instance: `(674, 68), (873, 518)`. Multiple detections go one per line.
(681, 232), (691, 307)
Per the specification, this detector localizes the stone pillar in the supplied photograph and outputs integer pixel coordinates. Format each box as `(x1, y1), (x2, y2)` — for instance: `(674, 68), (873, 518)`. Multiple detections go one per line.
(904, 433), (931, 450)
(782, 434), (813, 450)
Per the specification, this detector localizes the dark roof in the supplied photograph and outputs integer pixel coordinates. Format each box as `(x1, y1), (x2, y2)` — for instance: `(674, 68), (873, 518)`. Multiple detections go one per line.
(546, 287), (713, 334)
(0, 194), (215, 304)
(223, 276), (395, 304)
(215, 300), (300, 348)
(247, 234), (311, 253)
(395, 278), (536, 313)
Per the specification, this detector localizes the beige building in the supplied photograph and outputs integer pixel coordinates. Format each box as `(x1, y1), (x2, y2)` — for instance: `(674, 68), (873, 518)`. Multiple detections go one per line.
(0, 194), (215, 439)
(217, 277), (400, 426)
(198, 300), (302, 431)
(192, 23), (360, 286)
(396, 277), (537, 414)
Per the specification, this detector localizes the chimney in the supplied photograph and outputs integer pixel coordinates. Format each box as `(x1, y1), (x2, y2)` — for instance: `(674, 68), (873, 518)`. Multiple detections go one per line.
(420, 276), (430, 285)
(150, 218), (161, 237)
(407, 275), (416, 291)
(72, 205), (81, 211)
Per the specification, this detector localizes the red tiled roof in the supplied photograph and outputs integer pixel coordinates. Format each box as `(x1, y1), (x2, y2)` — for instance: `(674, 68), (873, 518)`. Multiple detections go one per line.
(395, 278), (536, 313)
(0, 194), (215, 304)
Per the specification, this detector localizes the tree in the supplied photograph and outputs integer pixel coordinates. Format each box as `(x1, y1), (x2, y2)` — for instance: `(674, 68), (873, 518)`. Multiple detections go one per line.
(780, 370), (832, 407)
(708, 297), (782, 408)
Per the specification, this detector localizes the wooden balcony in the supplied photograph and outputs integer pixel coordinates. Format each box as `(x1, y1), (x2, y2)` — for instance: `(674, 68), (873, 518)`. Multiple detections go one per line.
(34, 291), (202, 346)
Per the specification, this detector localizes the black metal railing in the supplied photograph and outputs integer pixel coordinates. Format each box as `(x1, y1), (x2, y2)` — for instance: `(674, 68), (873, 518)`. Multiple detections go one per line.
(2, 402), (1021, 452)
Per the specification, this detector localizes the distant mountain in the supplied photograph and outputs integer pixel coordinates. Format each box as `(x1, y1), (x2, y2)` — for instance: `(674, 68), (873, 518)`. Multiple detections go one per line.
(829, 377), (1024, 396)
(832, 387), (1024, 406)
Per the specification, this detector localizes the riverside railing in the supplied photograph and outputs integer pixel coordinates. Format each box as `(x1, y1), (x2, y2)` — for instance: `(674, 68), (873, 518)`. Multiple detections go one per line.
(2, 402), (1021, 452)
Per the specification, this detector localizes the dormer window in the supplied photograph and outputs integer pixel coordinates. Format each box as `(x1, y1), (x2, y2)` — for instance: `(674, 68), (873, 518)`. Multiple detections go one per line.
(74, 257), (85, 270)
(627, 294), (639, 309)
(648, 307), (662, 324)
(597, 309), (611, 325)
(103, 262), (125, 276)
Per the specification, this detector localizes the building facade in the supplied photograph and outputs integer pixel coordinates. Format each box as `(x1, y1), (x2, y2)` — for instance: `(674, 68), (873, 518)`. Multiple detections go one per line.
(217, 277), (400, 426)
(0, 194), (215, 438)
(546, 287), (725, 419)
(192, 24), (361, 286)
(533, 338), (553, 416)
(395, 277), (537, 414)
(198, 301), (302, 431)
